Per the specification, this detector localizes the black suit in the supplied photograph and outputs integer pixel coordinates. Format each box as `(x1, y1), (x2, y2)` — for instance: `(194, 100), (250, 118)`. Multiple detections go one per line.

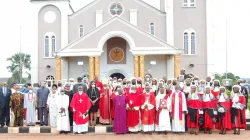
(241, 86), (249, 108)
(0, 87), (11, 126)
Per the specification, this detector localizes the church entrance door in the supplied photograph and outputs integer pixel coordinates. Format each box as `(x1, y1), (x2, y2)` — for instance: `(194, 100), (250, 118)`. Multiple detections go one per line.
(110, 73), (125, 79)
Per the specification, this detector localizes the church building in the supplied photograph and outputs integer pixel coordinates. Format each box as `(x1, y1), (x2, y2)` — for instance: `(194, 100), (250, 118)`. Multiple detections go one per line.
(30, 0), (209, 84)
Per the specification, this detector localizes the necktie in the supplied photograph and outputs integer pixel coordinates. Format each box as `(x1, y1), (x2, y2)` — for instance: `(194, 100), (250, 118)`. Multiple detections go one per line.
(3, 87), (6, 96)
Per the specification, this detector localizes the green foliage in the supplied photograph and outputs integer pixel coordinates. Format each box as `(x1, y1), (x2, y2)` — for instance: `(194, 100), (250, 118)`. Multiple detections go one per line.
(226, 89), (231, 97)
(6, 53), (31, 85)
(214, 72), (240, 86)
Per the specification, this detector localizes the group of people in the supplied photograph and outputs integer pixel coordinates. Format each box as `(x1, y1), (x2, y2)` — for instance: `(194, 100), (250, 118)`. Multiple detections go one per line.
(0, 68), (248, 135)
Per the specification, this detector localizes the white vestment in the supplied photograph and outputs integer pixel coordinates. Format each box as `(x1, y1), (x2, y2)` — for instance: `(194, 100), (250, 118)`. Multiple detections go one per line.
(155, 94), (171, 131)
(169, 91), (187, 132)
(24, 92), (36, 125)
(56, 94), (70, 132)
(47, 93), (58, 127)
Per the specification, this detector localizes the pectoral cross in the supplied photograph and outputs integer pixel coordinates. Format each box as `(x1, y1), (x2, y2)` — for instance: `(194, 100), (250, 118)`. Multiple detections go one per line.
(79, 99), (83, 103)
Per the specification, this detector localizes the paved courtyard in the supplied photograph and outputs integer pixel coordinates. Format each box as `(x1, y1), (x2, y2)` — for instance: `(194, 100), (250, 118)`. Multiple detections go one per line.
(0, 131), (250, 140)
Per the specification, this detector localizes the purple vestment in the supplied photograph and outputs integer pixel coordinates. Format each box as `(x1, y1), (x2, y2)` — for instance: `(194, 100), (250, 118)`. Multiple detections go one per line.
(113, 95), (128, 134)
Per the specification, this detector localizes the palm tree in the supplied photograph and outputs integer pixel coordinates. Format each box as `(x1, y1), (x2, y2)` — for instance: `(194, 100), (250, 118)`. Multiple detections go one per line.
(6, 53), (31, 83)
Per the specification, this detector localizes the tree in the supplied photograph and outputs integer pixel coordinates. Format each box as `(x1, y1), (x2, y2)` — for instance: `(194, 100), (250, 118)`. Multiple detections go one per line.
(214, 72), (240, 86)
(6, 53), (31, 84)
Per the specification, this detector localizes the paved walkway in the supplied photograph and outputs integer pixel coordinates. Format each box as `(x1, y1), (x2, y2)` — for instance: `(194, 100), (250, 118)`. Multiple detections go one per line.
(0, 132), (249, 140)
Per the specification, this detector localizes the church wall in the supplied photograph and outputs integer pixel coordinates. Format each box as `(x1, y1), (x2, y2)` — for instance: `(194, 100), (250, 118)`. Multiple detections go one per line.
(144, 55), (168, 79)
(68, 57), (89, 80)
(70, 21), (164, 50)
(99, 42), (134, 80)
(38, 5), (61, 82)
(173, 0), (207, 79)
(68, 0), (166, 43)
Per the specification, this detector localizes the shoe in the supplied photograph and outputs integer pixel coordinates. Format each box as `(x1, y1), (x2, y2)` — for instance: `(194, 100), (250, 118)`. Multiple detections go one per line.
(0, 124), (4, 128)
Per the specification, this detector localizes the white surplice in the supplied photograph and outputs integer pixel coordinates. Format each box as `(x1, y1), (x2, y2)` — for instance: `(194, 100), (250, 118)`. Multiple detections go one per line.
(56, 94), (70, 132)
(155, 93), (171, 131)
(24, 92), (37, 125)
(169, 91), (187, 132)
(47, 93), (58, 127)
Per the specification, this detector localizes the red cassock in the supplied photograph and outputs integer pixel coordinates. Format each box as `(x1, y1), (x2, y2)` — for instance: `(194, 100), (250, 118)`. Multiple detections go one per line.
(203, 97), (217, 129)
(230, 95), (246, 129)
(70, 92), (91, 125)
(110, 92), (117, 119)
(215, 98), (231, 130)
(99, 88), (111, 123)
(137, 86), (144, 95)
(95, 81), (104, 93)
(140, 92), (156, 125)
(125, 88), (130, 96)
(126, 92), (141, 127)
(187, 98), (203, 128)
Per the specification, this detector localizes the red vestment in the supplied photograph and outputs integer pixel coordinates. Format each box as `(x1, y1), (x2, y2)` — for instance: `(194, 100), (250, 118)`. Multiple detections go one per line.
(110, 92), (117, 119)
(96, 81), (104, 94)
(99, 88), (111, 124)
(70, 92), (91, 125)
(211, 90), (219, 97)
(125, 88), (130, 96)
(137, 86), (144, 95)
(126, 92), (141, 127)
(230, 95), (246, 129)
(215, 97), (231, 130)
(140, 92), (156, 125)
(187, 98), (203, 128)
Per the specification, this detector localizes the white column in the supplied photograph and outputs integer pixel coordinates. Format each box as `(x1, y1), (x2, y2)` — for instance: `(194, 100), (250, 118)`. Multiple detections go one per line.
(167, 55), (174, 79)
(96, 10), (103, 27)
(160, 0), (166, 12)
(61, 2), (69, 49)
(61, 57), (69, 80)
(166, 0), (174, 46)
(130, 9), (138, 26)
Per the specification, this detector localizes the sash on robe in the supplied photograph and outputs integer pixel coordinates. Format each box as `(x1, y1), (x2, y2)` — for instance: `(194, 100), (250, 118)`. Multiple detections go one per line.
(171, 91), (183, 125)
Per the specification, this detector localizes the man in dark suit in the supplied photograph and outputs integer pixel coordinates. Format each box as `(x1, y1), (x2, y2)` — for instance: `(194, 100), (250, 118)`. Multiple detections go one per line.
(238, 79), (249, 109)
(73, 77), (87, 94)
(0, 82), (12, 127)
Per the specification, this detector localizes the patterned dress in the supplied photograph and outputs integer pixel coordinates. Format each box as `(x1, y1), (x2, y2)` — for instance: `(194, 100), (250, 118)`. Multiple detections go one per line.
(9, 93), (24, 126)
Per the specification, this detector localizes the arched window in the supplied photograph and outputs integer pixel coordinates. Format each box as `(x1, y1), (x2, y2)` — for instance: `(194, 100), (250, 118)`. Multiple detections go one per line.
(149, 23), (155, 35)
(191, 32), (196, 54)
(79, 25), (84, 37)
(51, 36), (56, 55)
(183, 0), (196, 7)
(183, 32), (189, 54)
(44, 36), (49, 57)
(183, 29), (196, 55)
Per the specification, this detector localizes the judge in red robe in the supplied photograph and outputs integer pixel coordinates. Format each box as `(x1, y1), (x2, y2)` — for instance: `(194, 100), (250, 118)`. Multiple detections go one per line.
(70, 86), (91, 134)
(202, 86), (217, 134)
(211, 80), (220, 97)
(99, 81), (111, 124)
(140, 84), (156, 134)
(126, 85), (141, 133)
(187, 85), (203, 135)
(230, 85), (246, 135)
(215, 86), (231, 135)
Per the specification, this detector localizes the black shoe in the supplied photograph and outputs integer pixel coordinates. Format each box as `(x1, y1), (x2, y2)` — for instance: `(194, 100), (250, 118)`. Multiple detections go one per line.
(59, 131), (64, 134)
(0, 124), (4, 128)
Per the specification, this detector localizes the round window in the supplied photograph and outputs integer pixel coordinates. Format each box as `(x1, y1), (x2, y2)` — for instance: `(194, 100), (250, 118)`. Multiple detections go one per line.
(109, 3), (123, 16)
